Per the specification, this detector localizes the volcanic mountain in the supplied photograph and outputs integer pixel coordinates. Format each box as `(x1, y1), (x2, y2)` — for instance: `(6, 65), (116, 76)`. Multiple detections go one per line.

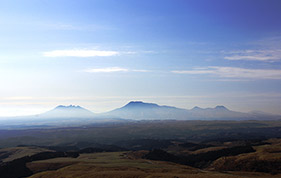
(103, 101), (189, 120)
(102, 101), (279, 120)
(188, 105), (253, 120)
(0, 102), (279, 130)
(39, 105), (95, 119)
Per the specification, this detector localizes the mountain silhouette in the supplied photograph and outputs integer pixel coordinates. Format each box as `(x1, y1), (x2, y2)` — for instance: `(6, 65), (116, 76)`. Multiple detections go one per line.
(39, 105), (95, 119)
(0, 101), (280, 129)
(102, 101), (277, 120)
(104, 101), (189, 120)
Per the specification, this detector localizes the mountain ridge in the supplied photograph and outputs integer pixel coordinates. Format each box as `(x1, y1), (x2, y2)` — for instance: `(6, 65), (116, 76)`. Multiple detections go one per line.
(101, 101), (281, 121)
(0, 102), (280, 129)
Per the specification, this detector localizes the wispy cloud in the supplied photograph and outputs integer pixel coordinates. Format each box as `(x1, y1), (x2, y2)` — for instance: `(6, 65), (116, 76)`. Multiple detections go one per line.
(172, 66), (281, 79)
(43, 49), (119, 57)
(84, 67), (148, 73)
(131, 69), (149, 72)
(223, 49), (281, 62)
(85, 67), (128, 73)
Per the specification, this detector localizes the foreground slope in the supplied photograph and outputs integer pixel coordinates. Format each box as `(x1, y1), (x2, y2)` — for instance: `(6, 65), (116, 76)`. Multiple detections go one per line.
(27, 151), (281, 178)
(209, 138), (281, 173)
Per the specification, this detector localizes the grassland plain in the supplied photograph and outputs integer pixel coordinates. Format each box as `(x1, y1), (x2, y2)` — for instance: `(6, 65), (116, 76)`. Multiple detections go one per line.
(1, 120), (281, 148)
(27, 152), (281, 178)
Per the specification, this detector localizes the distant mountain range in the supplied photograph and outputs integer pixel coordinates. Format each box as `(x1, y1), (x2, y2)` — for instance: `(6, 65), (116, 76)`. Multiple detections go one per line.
(0, 101), (280, 128)
(102, 101), (277, 120)
(34, 101), (279, 121)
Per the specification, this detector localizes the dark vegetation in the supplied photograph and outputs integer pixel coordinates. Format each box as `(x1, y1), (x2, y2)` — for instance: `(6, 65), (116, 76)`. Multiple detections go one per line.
(0, 152), (11, 161)
(115, 139), (173, 150)
(178, 142), (214, 151)
(0, 151), (79, 178)
(144, 145), (255, 168)
(0, 120), (281, 148)
(0, 145), (127, 178)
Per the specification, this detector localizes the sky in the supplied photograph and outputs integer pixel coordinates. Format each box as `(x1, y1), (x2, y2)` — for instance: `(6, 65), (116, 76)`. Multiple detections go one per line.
(0, 0), (281, 116)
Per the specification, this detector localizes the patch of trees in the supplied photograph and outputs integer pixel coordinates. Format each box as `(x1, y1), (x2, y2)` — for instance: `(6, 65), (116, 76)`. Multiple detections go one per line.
(115, 139), (173, 150)
(0, 144), (127, 178)
(78, 147), (113, 153)
(0, 151), (12, 162)
(144, 145), (255, 168)
(0, 151), (79, 178)
(179, 142), (214, 151)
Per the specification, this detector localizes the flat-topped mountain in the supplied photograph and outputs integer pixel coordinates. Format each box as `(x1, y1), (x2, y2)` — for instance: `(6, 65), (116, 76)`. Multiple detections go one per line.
(122, 101), (163, 109)
(103, 101), (189, 120)
(120, 101), (181, 110)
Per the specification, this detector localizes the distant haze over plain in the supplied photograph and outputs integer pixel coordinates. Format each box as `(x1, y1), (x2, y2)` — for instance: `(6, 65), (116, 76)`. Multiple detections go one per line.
(0, 97), (280, 117)
(0, 101), (279, 122)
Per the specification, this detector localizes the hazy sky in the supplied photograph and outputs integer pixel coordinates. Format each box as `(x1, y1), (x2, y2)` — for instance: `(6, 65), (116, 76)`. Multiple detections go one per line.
(0, 0), (281, 116)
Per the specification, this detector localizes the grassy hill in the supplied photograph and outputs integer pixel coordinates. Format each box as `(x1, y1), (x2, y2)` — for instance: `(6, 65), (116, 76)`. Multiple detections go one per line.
(27, 151), (281, 178)
(209, 139), (281, 173)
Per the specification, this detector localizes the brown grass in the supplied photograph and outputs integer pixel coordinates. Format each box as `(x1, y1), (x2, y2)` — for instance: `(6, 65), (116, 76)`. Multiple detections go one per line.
(27, 151), (281, 178)
(210, 139), (281, 173)
(0, 146), (52, 162)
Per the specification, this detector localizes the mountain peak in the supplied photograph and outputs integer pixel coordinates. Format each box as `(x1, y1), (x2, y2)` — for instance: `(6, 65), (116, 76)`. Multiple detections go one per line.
(127, 101), (145, 105)
(215, 105), (228, 110)
(40, 105), (94, 118)
(55, 105), (82, 109)
(191, 106), (203, 110)
(124, 101), (159, 108)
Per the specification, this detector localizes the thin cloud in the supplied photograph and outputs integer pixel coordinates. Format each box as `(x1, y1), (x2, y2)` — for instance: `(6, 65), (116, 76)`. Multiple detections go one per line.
(43, 49), (119, 57)
(84, 67), (148, 73)
(224, 55), (277, 61)
(85, 67), (128, 73)
(131, 69), (149, 72)
(223, 49), (281, 61)
(172, 66), (281, 79)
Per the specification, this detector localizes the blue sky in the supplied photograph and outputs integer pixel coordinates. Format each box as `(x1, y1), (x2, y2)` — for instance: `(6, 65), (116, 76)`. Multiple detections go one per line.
(0, 0), (281, 116)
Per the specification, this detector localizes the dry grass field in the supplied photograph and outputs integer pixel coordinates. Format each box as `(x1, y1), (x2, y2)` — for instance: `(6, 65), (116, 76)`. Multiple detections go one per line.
(210, 139), (281, 173)
(0, 146), (52, 162)
(27, 151), (281, 178)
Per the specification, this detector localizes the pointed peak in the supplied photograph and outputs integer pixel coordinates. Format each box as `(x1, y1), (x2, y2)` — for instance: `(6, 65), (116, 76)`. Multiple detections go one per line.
(191, 106), (203, 110)
(215, 105), (228, 110)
